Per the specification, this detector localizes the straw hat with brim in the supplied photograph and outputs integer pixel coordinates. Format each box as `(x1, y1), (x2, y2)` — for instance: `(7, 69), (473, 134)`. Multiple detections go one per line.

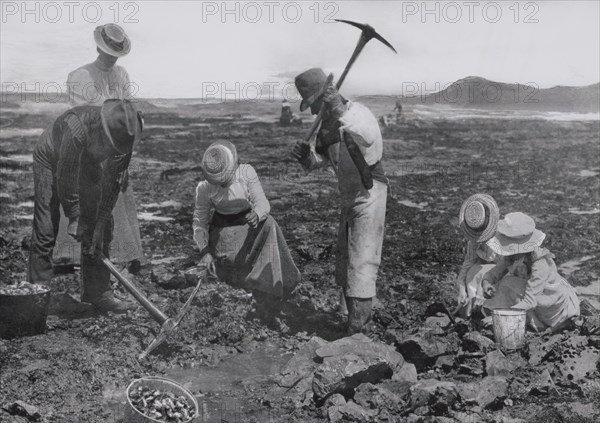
(459, 193), (500, 242)
(202, 141), (239, 186)
(486, 212), (546, 256)
(101, 99), (143, 155)
(295, 68), (332, 112)
(94, 23), (131, 57)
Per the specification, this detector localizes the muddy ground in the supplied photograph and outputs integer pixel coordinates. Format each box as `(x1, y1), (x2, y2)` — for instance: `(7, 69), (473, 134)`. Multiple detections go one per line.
(1, 99), (599, 422)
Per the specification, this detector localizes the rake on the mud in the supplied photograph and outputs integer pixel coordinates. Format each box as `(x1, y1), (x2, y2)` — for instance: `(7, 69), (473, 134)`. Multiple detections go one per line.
(100, 253), (205, 360)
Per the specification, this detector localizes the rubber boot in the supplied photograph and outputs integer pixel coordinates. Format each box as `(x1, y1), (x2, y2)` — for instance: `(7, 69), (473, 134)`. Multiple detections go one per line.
(346, 297), (372, 335)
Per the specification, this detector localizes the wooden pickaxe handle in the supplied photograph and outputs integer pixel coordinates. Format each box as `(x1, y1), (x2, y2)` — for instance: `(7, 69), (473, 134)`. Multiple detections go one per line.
(100, 254), (168, 325)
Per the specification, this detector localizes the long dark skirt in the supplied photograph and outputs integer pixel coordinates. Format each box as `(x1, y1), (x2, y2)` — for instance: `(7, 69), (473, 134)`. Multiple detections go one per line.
(209, 215), (300, 298)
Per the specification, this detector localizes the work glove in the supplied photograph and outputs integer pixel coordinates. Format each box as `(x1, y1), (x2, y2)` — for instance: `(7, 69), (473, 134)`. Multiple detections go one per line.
(84, 222), (105, 258)
(323, 83), (346, 119)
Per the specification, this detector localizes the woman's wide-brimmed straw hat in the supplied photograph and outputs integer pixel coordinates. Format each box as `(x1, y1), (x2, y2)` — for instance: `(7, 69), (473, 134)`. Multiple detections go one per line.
(295, 68), (333, 112)
(486, 212), (546, 256)
(459, 193), (500, 242)
(202, 141), (239, 186)
(94, 23), (131, 57)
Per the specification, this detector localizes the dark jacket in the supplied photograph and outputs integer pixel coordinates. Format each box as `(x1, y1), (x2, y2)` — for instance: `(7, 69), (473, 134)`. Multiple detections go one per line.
(33, 106), (131, 223)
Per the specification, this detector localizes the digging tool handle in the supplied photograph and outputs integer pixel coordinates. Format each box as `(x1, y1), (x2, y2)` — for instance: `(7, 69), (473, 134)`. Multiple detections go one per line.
(100, 254), (168, 324)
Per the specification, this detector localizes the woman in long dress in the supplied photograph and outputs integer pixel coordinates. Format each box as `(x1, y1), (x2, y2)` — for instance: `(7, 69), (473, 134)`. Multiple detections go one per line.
(193, 141), (301, 308)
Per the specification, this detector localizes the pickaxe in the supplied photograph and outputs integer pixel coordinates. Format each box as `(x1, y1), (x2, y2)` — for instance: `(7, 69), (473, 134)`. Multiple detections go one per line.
(294, 19), (397, 162)
(100, 254), (205, 360)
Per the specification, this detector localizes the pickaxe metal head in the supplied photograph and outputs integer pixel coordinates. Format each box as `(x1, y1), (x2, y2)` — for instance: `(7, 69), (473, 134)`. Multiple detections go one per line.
(335, 19), (397, 54)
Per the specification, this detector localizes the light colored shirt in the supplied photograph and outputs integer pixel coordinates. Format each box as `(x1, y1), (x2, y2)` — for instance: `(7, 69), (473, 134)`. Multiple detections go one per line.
(193, 164), (270, 251)
(67, 59), (131, 106)
(302, 101), (383, 197)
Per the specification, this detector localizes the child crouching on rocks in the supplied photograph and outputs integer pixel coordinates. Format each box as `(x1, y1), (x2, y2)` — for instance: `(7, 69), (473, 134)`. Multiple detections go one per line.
(482, 212), (580, 332)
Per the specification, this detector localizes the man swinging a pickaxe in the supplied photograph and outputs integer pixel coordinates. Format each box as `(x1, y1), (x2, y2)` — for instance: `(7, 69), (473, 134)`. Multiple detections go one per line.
(291, 20), (396, 334)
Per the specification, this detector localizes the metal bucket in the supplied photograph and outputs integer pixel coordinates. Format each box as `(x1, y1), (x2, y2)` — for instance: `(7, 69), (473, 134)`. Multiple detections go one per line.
(491, 308), (527, 350)
(0, 283), (51, 339)
(125, 376), (198, 423)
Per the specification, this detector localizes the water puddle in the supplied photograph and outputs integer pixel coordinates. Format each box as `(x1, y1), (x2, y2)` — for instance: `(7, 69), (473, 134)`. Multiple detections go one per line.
(165, 343), (289, 394)
(150, 255), (188, 265)
(568, 208), (600, 215)
(138, 212), (174, 222)
(398, 199), (429, 210)
(10, 201), (34, 209)
(141, 200), (182, 210)
(2, 154), (33, 163)
(579, 170), (599, 178)
(559, 255), (595, 276)
(0, 128), (43, 139)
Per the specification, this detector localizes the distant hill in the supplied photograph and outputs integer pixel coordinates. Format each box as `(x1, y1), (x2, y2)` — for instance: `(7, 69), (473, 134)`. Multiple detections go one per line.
(417, 76), (600, 112)
(362, 77), (600, 113)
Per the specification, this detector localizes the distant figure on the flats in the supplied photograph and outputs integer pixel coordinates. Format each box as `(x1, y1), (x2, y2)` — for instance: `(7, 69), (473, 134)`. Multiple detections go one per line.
(279, 99), (302, 126)
(55, 23), (144, 268)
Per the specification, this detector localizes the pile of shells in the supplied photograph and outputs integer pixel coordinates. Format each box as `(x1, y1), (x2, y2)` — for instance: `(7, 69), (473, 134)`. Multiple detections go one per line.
(129, 386), (193, 422)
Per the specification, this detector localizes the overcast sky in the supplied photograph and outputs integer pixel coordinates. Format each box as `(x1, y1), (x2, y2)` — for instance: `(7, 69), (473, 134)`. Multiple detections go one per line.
(1, 0), (599, 99)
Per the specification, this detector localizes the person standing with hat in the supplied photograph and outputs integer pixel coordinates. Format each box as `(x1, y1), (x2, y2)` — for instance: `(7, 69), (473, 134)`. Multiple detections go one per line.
(455, 193), (501, 317)
(28, 99), (143, 313)
(291, 68), (387, 335)
(54, 23), (143, 269)
(193, 141), (301, 314)
(482, 212), (580, 331)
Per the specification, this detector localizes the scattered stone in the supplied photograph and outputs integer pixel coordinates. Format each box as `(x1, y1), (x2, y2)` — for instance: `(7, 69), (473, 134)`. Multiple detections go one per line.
(434, 355), (455, 372)
(424, 315), (451, 334)
(392, 362), (418, 384)
(354, 382), (403, 411)
(527, 334), (562, 366)
(327, 400), (375, 422)
(457, 376), (508, 409)
(452, 411), (484, 422)
(462, 332), (495, 352)
(458, 363), (484, 376)
(323, 393), (346, 408)
(485, 350), (525, 377)
(312, 353), (394, 403)
(388, 329), (460, 371)
(409, 379), (459, 415)
(398, 299), (409, 314)
(528, 368), (555, 396)
(589, 336), (600, 348)
(556, 346), (600, 382)
(2, 401), (41, 421)
(315, 333), (405, 375)
(269, 336), (328, 407)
